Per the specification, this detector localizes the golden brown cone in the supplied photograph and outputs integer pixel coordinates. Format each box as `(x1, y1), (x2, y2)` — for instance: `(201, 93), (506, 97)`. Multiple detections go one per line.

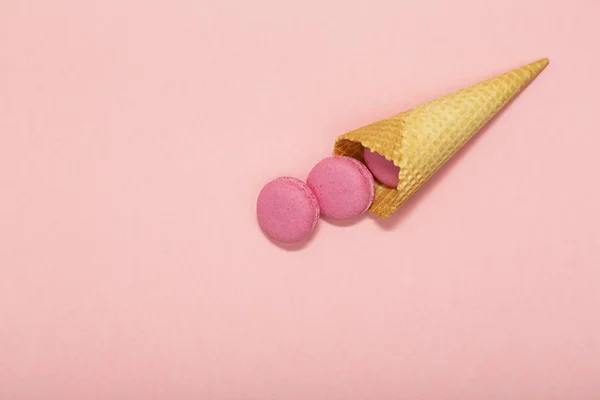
(334, 58), (549, 218)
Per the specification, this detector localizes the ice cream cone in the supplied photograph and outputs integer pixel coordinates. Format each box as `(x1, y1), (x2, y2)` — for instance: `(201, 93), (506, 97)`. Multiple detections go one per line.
(334, 58), (549, 218)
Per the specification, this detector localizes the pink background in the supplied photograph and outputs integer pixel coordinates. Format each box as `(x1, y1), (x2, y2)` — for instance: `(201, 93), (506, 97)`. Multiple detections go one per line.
(1, 0), (599, 398)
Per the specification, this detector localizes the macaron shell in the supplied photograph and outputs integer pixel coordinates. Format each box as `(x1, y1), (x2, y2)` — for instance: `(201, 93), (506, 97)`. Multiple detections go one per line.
(307, 156), (375, 220)
(257, 177), (320, 244)
(363, 148), (401, 187)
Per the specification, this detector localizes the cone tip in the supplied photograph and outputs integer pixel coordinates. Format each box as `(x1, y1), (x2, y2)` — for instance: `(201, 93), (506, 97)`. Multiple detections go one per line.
(520, 58), (549, 79)
(534, 57), (550, 70)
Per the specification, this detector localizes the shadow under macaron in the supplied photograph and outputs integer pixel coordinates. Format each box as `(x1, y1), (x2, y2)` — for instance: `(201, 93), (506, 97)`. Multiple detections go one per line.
(321, 214), (367, 227)
(259, 218), (321, 252)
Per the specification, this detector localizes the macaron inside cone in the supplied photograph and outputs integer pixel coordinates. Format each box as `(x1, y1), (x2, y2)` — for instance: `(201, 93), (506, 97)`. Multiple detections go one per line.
(307, 156), (374, 220)
(363, 148), (401, 187)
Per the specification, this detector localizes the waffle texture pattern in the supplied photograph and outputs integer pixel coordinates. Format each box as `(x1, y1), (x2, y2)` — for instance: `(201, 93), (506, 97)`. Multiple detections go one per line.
(334, 58), (549, 217)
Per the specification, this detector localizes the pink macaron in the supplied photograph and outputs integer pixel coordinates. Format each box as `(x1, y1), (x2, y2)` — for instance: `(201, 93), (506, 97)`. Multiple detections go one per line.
(307, 156), (375, 220)
(257, 177), (320, 244)
(363, 148), (401, 187)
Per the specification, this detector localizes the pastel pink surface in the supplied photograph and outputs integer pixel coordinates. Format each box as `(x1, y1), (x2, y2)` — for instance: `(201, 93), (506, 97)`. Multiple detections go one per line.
(307, 156), (374, 220)
(363, 148), (401, 187)
(257, 177), (319, 244)
(1, 1), (600, 399)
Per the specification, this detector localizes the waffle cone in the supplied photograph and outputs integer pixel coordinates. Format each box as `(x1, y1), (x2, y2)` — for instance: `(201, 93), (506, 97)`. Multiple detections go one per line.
(334, 58), (549, 218)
